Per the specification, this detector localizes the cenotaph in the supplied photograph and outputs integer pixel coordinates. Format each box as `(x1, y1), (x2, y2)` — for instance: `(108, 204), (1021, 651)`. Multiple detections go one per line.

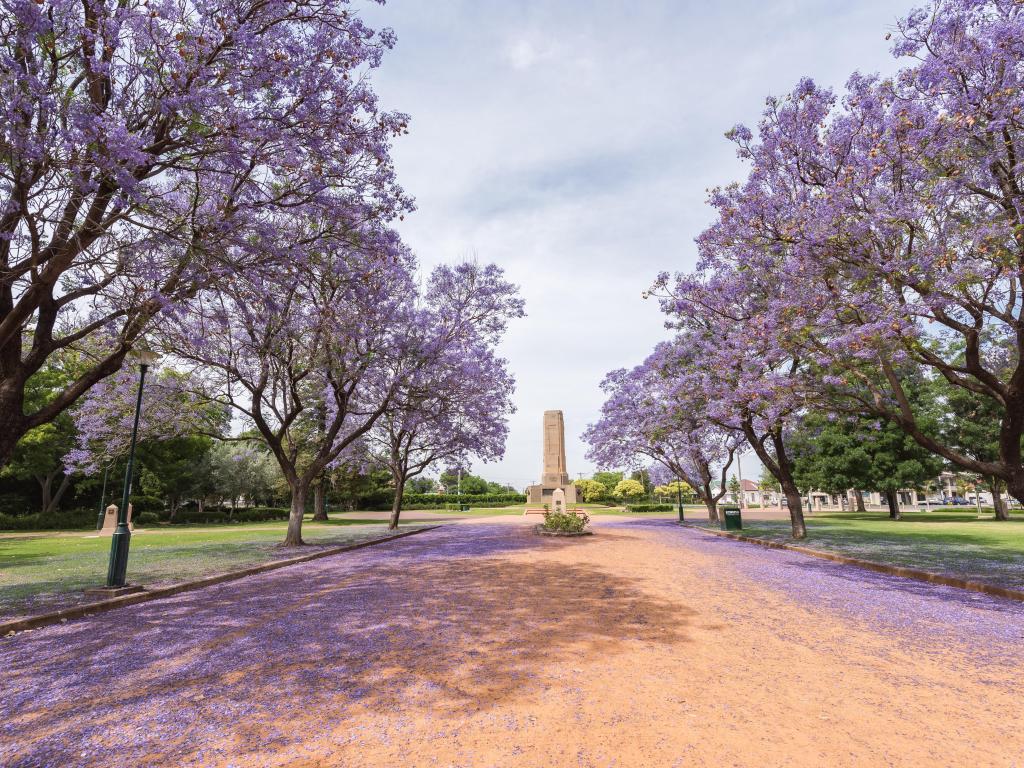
(527, 410), (577, 505)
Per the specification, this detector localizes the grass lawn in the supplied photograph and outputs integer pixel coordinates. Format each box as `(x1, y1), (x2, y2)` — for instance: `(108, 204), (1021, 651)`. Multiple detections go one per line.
(698, 509), (1024, 591)
(0, 517), (426, 621)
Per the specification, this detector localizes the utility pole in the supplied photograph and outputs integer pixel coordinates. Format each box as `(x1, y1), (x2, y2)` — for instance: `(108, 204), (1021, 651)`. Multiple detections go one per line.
(736, 450), (745, 509)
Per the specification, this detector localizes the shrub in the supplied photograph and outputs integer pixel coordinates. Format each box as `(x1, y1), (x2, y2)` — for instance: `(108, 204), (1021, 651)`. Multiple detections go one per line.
(167, 506), (290, 525)
(541, 509), (590, 533)
(625, 503), (675, 513)
(0, 507), (98, 531)
(135, 511), (160, 526)
(129, 495), (166, 515)
(357, 491), (528, 511)
(575, 479), (607, 502)
(613, 479), (645, 500)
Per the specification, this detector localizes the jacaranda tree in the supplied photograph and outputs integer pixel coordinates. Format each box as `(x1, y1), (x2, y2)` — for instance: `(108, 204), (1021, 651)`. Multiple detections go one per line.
(584, 343), (741, 523)
(369, 262), (523, 530)
(0, 0), (409, 465)
(691, 0), (1024, 502)
(167, 224), (417, 545)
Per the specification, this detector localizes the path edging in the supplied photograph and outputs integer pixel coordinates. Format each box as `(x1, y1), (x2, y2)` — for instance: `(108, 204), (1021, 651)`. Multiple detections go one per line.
(1, 525), (441, 637)
(682, 523), (1024, 603)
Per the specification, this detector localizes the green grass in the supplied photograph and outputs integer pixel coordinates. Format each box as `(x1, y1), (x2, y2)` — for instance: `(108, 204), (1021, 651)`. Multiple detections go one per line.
(0, 517), (425, 621)
(699, 509), (1024, 590)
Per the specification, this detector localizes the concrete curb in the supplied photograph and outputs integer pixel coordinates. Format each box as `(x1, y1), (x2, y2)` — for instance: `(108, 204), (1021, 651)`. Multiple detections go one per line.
(1, 525), (441, 637)
(681, 523), (1024, 603)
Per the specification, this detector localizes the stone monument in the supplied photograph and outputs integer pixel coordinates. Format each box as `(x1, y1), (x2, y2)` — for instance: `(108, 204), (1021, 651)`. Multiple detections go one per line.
(527, 410), (577, 505)
(99, 503), (133, 534)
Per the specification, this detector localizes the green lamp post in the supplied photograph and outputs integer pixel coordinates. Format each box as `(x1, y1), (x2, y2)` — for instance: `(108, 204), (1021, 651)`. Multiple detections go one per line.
(95, 463), (110, 531)
(676, 478), (684, 523)
(105, 346), (161, 588)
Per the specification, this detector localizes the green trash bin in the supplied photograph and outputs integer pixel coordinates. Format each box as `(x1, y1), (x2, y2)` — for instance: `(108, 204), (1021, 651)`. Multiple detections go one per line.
(460, 504), (470, 512)
(721, 505), (742, 531)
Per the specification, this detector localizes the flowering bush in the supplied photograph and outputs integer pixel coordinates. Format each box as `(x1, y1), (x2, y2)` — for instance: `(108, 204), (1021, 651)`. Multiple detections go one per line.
(541, 509), (590, 533)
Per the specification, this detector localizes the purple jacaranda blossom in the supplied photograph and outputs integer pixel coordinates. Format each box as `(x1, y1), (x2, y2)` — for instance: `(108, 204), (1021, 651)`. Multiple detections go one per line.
(162, 222), (419, 546)
(63, 367), (228, 474)
(0, 0), (411, 467)
(641, 0), (1024, 533)
(584, 343), (742, 523)
(366, 261), (525, 529)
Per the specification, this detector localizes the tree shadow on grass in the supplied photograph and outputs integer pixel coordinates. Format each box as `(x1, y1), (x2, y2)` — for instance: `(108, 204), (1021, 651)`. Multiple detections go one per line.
(776, 555), (1024, 616)
(650, 518), (1024, 618)
(1, 523), (698, 767)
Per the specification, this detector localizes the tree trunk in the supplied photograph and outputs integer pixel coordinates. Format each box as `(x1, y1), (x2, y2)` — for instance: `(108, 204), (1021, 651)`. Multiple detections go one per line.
(283, 484), (307, 546)
(854, 489), (866, 513)
(312, 482), (328, 521)
(700, 482), (719, 523)
(781, 485), (806, 539)
(197, 497), (205, 515)
(389, 480), (406, 530)
(39, 472), (72, 516)
(745, 424), (806, 539)
(886, 489), (901, 520)
(704, 498), (719, 523)
(989, 478), (1009, 520)
(0, 400), (28, 469)
(39, 473), (53, 515)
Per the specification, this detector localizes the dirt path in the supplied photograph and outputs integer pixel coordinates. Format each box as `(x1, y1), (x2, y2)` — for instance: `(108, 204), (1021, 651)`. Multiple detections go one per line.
(2, 517), (1022, 767)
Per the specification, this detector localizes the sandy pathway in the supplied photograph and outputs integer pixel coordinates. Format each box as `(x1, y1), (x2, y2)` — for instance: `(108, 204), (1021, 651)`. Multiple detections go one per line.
(2, 517), (1022, 767)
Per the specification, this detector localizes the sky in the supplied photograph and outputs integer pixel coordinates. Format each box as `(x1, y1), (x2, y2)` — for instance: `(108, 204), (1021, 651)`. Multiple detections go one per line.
(360, 0), (909, 490)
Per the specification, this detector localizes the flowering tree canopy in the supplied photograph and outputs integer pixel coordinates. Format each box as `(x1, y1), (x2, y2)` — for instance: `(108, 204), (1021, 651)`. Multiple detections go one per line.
(165, 224), (417, 545)
(614, 0), (1024, 537)
(584, 343), (741, 522)
(690, 1), (1024, 500)
(0, 0), (409, 465)
(64, 365), (226, 474)
(368, 262), (524, 529)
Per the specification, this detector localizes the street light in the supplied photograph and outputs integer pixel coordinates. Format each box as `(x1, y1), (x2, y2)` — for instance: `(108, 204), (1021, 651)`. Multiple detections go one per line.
(675, 476), (684, 523)
(104, 345), (160, 589)
(95, 462), (111, 531)
(736, 450), (746, 510)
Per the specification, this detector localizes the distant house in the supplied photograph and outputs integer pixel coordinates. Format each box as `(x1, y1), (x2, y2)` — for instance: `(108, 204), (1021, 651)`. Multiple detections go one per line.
(726, 470), (1003, 512)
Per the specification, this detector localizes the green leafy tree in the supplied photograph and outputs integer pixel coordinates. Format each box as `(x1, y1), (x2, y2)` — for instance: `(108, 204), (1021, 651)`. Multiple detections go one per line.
(137, 435), (215, 518)
(406, 477), (436, 494)
(940, 382), (1014, 519)
(209, 442), (282, 513)
(613, 478), (645, 501)
(791, 411), (943, 521)
(438, 470), (488, 495)
(654, 480), (694, 501)
(592, 471), (623, 496)
(575, 478), (607, 502)
(727, 475), (742, 503)
(2, 364), (81, 515)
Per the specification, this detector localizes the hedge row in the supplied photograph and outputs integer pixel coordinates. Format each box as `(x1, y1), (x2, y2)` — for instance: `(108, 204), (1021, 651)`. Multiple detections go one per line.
(624, 503), (676, 513)
(357, 491), (526, 511)
(162, 507), (291, 525)
(0, 508), (100, 531)
(400, 500), (522, 510)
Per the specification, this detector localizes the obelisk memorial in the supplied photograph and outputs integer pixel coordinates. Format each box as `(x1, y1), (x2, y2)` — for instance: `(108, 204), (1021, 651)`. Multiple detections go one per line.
(527, 410), (577, 505)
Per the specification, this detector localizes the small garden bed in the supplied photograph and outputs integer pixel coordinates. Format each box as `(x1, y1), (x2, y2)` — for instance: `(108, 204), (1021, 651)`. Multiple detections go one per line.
(536, 509), (591, 536)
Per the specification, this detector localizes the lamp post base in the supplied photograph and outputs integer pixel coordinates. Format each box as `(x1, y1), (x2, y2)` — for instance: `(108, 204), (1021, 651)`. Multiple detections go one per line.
(85, 585), (145, 598)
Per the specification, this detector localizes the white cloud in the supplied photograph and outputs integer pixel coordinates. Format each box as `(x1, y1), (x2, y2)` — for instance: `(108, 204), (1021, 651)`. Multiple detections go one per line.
(503, 36), (553, 70)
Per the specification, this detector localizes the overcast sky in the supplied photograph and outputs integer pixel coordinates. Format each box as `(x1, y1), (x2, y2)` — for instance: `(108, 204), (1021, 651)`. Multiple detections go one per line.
(361, 0), (907, 489)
